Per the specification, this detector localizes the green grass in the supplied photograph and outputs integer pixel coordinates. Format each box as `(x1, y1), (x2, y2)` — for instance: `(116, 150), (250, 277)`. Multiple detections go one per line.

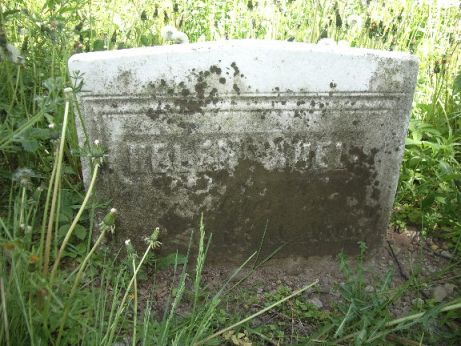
(1, 0), (461, 345)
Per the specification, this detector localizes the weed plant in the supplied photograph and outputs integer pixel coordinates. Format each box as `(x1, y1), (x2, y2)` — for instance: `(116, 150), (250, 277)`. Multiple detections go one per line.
(1, 0), (461, 345)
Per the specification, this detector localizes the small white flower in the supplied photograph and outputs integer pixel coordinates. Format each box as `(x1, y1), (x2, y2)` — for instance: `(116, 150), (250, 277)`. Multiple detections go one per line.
(125, 239), (131, 246)
(13, 168), (35, 184)
(110, 208), (117, 214)
(161, 25), (177, 41)
(161, 26), (189, 44)
(48, 123), (55, 129)
(0, 44), (24, 65)
(172, 31), (189, 44)
(347, 15), (363, 30)
(94, 139), (100, 146)
(317, 38), (336, 46)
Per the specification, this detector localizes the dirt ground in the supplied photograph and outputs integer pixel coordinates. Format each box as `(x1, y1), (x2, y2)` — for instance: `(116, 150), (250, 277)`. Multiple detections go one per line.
(143, 228), (460, 325)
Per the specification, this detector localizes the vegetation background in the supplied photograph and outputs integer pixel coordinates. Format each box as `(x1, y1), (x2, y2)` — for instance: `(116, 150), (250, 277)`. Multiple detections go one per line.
(0, 0), (460, 345)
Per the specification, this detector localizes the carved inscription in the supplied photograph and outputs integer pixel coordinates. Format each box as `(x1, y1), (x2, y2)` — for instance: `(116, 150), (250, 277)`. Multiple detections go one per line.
(121, 138), (345, 175)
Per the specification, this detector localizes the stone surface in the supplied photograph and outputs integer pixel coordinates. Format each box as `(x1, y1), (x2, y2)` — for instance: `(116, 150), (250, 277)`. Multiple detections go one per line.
(68, 40), (418, 263)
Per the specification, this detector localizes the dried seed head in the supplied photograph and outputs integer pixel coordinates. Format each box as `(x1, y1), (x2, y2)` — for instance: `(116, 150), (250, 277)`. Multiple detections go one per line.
(161, 25), (177, 41)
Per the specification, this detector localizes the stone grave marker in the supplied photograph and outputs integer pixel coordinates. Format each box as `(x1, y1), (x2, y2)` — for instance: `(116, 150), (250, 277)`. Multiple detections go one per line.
(68, 40), (418, 263)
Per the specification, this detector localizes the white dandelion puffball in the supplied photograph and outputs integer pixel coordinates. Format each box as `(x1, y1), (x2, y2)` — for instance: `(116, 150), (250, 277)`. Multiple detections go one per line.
(161, 25), (177, 41)
(1, 44), (24, 64)
(161, 26), (189, 44)
(347, 15), (363, 30)
(125, 239), (131, 246)
(172, 31), (189, 44)
(93, 139), (100, 146)
(110, 208), (117, 214)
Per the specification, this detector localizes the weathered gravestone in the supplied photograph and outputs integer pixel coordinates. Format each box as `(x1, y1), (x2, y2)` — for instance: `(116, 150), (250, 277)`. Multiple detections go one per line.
(68, 40), (418, 263)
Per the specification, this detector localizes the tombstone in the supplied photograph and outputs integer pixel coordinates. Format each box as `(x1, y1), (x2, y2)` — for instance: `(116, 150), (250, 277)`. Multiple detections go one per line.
(68, 40), (418, 263)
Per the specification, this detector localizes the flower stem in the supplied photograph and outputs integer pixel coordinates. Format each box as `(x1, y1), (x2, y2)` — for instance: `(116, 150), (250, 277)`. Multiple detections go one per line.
(43, 94), (70, 275)
(131, 257), (138, 346)
(55, 227), (108, 345)
(102, 244), (153, 346)
(50, 163), (100, 282)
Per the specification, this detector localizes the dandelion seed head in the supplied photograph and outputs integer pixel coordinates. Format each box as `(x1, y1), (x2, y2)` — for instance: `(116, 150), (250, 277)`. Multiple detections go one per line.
(94, 139), (100, 146)
(172, 31), (189, 44)
(48, 123), (55, 129)
(13, 168), (35, 184)
(1, 44), (25, 65)
(161, 25), (177, 41)
(110, 207), (117, 214)
(347, 15), (363, 30)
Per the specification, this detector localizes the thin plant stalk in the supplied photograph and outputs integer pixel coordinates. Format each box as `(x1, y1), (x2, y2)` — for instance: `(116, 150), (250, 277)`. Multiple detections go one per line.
(50, 163), (100, 281)
(335, 300), (461, 344)
(194, 280), (319, 346)
(43, 89), (72, 275)
(102, 242), (154, 346)
(386, 300), (461, 327)
(39, 157), (57, 268)
(0, 277), (10, 346)
(131, 257), (138, 346)
(56, 226), (109, 345)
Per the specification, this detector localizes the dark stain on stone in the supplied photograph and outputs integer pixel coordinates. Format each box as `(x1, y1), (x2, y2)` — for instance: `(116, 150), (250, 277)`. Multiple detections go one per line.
(297, 100), (305, 106)
(219, 77), (226, 84)
(371, 187), (380, 200)
(330, 81), (337, 88)
(233, 83), (241, 95)
(209, 65), (222, 75)
(230, 62), (240, 76)
(195, 81), (207, 99)
(189, 146), (381, 262)
(353, 120), (359, 125)
(146, 107), (160, 121)
(117, 70), (133, 85)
